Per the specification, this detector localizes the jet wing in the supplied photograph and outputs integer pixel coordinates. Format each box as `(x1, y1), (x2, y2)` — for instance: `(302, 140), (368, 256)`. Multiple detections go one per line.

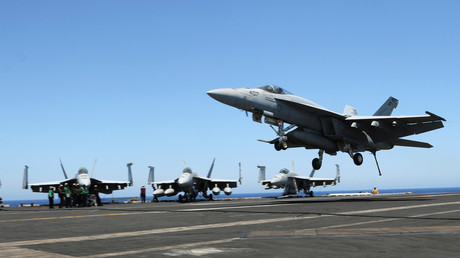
(261, 180), (272, 185)
(91, 178), (131, 194)
(29, 178), (77, 193)
(290, 175), (337, 188)
(346, 111), (445, 123)
(150, 180), (181, 192)
(209, 179), (238, 189)
(308, 177), (337, 187)
(345, 111), (445, 138)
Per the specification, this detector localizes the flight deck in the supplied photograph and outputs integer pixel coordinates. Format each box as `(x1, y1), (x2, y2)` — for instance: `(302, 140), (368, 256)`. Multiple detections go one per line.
(1, 193), (459, 257)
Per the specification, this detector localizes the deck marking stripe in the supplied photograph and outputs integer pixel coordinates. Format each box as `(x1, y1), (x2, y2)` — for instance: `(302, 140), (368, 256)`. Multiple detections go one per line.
(0, 212), (147, 223)
(88, 238), (240, 258)
(247, 208), (460, 237)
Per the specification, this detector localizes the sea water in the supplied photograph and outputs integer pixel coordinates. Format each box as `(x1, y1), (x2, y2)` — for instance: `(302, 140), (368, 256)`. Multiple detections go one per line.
(3, 187), (460, 207)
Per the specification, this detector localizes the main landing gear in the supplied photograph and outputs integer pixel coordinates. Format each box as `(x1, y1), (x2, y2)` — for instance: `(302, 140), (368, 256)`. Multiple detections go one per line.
(178, 191), (197, 203)
(312, 150), (324, 170)
(353, 153), (363, 166)
(271, 121), (295, 151)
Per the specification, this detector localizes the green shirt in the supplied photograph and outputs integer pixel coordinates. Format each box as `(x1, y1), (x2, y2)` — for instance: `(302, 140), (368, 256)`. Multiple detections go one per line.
(48, 189), (54, 198)
(81, 186), (89, 195)
(64, 186), (71, 195)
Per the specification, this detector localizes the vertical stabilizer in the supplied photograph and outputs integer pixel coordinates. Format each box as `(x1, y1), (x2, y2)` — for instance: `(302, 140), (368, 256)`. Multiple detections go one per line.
(290, 160), (296, 173)
(238, 162), (243, 185)
(90, 158), (98, 177)
(207, 158), (216, 178)
(257, 166), (266, 183)
(335, 164), (341, 183)
(373, 96), (398, 116)
(23, 165), (29, 189)
(127, 163), (133, 186)
(59, 159), (69, 179)
(148, 166), (155, 184)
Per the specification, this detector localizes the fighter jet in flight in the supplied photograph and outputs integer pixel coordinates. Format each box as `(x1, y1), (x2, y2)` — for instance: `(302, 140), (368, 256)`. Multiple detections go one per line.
(148, 159), (239, 202)
(208, 85), (445, 175)
(258, 163), (340, 197)
(23, 159), (133, 194)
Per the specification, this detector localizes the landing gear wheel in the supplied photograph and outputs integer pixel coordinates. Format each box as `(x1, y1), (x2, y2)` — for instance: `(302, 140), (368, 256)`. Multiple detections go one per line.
(178, 194), (183, 203)
(274, 143), (281, 151)
(309, 191), (314, 197)
(280, 141), (288, 150)
(353, 153), (363, 166)
(312, 158), (322, 170)
(209, 194), (213, 201)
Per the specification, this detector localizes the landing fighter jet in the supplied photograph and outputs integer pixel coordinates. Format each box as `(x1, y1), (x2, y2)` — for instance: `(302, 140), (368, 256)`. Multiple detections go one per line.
(23, 160), (133, 194)
(208, 85), (445, 175)
(148, 159), (239, 202)
(259, 163), (340, 197)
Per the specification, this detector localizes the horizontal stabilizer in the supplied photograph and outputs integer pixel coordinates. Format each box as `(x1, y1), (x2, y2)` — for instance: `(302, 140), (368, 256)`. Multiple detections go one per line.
(392, 139), (433, 148)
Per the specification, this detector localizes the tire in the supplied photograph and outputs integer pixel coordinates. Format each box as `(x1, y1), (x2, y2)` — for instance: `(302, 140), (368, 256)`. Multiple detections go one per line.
(274, 143), (281, 151)
(312, 158), (322, 170)
(353, 153), (363, 166)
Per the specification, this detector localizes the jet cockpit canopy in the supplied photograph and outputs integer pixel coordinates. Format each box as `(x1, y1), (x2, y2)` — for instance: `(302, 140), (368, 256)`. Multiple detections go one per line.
(279, 168), (289, 174)
(258, 85), (292, 95)
(78, 168), (88, 174)
(183, 168), (192, 174)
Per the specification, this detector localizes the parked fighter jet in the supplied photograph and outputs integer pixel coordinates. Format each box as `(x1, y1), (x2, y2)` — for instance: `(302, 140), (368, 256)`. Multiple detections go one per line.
(208, 85), (445, 175)
(23, 160), (133, 194)
(259, 162), (340, 197)
(148, 159), (239, 202)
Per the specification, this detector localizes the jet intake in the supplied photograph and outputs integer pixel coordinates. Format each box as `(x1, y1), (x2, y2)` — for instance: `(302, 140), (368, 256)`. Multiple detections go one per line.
(164, 188), (175, 197)
(224, 187), (232, 195)
(288, 129), (338, 152)
(153, 189), (165, 197)
(212, 186), (221, 195)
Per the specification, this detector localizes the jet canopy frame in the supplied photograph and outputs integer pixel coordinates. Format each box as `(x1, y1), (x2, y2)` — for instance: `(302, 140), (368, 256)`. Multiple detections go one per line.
(258, 85), (292, 95)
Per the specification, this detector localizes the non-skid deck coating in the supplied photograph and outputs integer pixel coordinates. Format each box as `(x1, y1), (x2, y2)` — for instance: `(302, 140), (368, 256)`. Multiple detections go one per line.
(1, 193), (459, 257)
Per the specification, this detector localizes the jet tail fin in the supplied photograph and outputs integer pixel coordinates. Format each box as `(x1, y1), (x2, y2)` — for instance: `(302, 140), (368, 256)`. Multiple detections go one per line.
(207, 158), (216, 178)
(373, 97), (399, 116)
(23, 165), (29, 189)
(238, 162), (243, 185)
(335, 164), (341, 183)
(59, 158), (69, 179)
(148, 166), (154, 184)
(127, 163), (133, 186)
(257, 166), (266, 183)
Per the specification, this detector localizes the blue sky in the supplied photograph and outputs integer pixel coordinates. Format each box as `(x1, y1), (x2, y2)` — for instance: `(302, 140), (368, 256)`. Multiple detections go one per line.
(1, 1), (459, 200)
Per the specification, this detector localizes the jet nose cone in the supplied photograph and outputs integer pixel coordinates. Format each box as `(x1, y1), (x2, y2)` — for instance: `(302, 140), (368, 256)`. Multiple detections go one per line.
(206, 88), (227, 99)
(207, 88), (240, 106)
(206, 88), (238, 103)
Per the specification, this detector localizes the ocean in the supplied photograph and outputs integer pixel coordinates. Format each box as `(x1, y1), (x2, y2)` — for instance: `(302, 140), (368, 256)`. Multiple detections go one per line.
(2, 187), (460, 207)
